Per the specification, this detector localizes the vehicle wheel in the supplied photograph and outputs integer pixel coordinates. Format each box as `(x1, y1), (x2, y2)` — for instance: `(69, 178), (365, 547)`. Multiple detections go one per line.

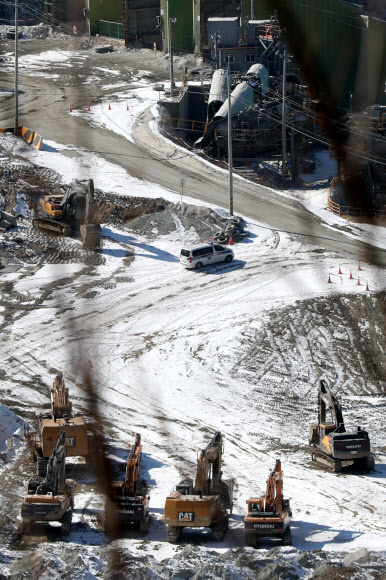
(21, 519), (31, 535)
(195, 262), (203, 270)
(139, 516), (150, 534)
(37, 457), (48, 477)
(61, 510), (72, 536)
(333, 459), (342, 473)
(212, 515), (228, 542)
(167, 525), (181, 543)
(225, 254), (233, 263)
(282, 527), (292, 546)
(245, 533), (257, 548)
(366, 455), (375, 471)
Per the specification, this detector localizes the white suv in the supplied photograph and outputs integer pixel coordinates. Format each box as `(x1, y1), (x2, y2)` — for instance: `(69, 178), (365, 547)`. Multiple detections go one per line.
(180, 243), (234, 269)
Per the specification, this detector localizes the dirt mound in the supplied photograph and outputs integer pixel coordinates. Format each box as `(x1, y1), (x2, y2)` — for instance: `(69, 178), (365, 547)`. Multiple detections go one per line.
(92, 194), (167, 225)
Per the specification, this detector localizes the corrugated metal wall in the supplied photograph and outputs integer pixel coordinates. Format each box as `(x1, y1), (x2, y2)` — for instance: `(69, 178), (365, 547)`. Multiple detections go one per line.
(160, 0), (194, 52)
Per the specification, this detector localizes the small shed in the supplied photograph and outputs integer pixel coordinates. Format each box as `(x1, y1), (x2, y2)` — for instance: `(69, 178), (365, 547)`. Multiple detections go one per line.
(207, 17), (239, 49)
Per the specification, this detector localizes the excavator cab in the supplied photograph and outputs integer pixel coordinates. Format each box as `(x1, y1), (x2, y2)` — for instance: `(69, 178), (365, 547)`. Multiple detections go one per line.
(176, 479), (194, 495)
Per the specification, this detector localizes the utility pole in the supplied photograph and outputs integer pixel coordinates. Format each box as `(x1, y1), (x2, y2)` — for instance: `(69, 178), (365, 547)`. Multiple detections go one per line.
(251, 0), (255, 19)
(212, 32), (221, 70)
(227, 65), (233, 216)
(169, 16), (177, 95)
(281, 48), (287, 189)
(14, 0), (19, 137)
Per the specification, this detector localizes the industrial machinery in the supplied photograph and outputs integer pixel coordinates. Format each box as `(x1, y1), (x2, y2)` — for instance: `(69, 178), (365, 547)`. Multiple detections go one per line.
(26, 372), (89, 476)
(21, 431), (74, 535)
(244, 459), (292, 547)
(32, 179), (101, 248)
(309, 380), (375, 472)
(107, 433), (150, 534)
(164, 432), (233, 543)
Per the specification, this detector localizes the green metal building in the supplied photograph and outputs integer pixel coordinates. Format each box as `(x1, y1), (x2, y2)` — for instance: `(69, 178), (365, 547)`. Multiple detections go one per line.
(160, 0), (194, 52)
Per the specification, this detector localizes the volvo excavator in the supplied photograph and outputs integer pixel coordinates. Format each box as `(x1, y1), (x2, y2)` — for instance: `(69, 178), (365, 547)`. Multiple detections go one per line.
(244, 459), (292, 547)
(106, 433), (150, 534)
(164, 432), (233, 543)
(26, 372), (90, 476)
(33, 179), (101, 249)
(309, 380), (375, 472)
(21, 431), (74, 535)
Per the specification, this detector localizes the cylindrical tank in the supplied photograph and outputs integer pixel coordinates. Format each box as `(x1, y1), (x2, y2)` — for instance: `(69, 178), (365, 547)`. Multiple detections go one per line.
(208, 69), (229, 120)
(247, 63), (270, 96)
(214, 81), (256, 119)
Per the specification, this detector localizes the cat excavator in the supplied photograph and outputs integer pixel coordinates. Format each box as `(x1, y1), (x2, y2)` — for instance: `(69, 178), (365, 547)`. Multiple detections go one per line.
(21, 431), (74, 535)
(33, 179), (101, 248)
(244, 459), (292, 547)
(309, 380), (375, 472)
(26, 372), (90, 476)
(164, 432), (233, 543)
(106, 433), (150, 534)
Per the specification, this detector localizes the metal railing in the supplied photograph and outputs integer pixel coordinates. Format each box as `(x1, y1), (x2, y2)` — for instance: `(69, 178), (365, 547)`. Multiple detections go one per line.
(91, 19), (124, 40)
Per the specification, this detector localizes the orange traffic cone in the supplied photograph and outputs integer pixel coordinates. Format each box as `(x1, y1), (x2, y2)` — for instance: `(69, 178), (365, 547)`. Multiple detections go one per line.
(229, 235), (233, 245)
(127, 104), (129, 111)
(357, 277), (360, 286)
(366, 281), (369, 291)
(88, 104), (91, 111)
(338, 265), (342, 274)
(69, 105), (72, 112)
(349, 269), (353, 280)
(358, 260), (362, 271)
(328, 274), (332, 283)
(109, 103), (112, 111)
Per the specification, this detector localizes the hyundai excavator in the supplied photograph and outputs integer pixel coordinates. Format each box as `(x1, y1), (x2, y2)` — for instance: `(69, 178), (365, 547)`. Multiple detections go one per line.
(33, 179), (101, 248)
(21, 431), (74, 535)
(26, 372), (89, 476)
(244, 459), (292, 547)
(309, 380), (375, 472)
(164, 432), (233, 543)
(106, 433), (150, 534)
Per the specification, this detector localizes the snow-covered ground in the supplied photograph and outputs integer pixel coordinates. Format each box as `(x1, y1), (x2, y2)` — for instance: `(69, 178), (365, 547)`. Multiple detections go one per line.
(1, 40), (386, 579)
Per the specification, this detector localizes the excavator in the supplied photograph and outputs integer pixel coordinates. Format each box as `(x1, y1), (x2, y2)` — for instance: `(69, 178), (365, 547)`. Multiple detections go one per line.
(244, 459), (292, 547)
(21, 431), (74, 535)
(26, 372), (89, 476)
(164, 432), (233, 543)
(32, 178), (101, 249)
(107, 433), (150, 534)
(309, 380), (375, 472)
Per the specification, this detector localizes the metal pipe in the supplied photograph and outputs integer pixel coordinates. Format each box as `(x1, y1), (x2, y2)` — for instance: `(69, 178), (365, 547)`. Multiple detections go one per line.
(14, 0), (19, 137)
(282, 48), (287, 189)
(227, 65), (233, 216)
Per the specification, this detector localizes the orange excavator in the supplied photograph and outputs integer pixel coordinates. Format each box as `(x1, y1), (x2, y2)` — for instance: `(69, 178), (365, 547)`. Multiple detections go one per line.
(33, 179), (101, 248)
(244, 460), (292, 547)
(107, 433), (150, 534)
(26, 372), (89, 476)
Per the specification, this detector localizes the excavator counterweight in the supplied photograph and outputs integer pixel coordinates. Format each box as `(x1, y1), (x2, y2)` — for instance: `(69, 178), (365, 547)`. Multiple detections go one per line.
(164, 432), (233, 543)
(309, 380), (375, 472)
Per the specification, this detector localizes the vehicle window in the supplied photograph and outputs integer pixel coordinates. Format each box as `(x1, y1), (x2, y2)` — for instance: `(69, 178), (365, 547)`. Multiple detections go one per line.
(180, 249), (190, 257)
(192, 249), (200, 257)
(205, 247), (214, 254)
(214, 245), (224, 251)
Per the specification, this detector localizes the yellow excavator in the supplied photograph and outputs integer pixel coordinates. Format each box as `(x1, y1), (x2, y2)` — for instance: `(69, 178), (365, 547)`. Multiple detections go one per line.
(26, 372), (90, 476)
(106, 433), (150, 535)
(164, 432), (233, 543)
(33, 179), (101, 248)
(21, 431), (74, 535)
(244, 459), (292, 547)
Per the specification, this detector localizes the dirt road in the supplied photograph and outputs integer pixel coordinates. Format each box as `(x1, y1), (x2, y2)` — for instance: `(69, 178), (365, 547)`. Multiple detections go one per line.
(0, 37), (385, 267)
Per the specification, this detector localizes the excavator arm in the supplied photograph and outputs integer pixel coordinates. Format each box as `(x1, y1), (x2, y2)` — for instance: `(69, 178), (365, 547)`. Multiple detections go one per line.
(319, 380), (345, 432)
(36, 430), (67, 496)
(123, 434), (142, 496)
(51, 372), (72, 418)
(194, 432), (222, 495)
(265, 459), (283, 513)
